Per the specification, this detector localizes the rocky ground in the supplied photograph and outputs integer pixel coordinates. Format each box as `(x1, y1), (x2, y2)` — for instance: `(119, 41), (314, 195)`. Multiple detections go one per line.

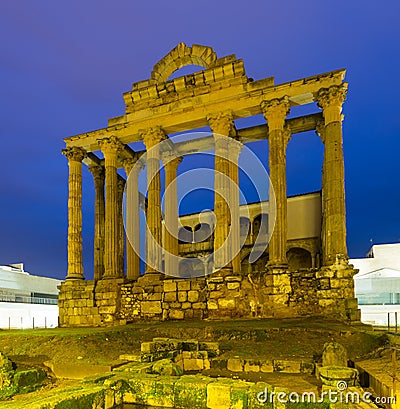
(0, 317), (389, 406)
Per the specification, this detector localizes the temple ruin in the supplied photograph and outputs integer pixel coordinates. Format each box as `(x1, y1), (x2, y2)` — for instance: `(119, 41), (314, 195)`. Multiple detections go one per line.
(59, 43), (360, 326)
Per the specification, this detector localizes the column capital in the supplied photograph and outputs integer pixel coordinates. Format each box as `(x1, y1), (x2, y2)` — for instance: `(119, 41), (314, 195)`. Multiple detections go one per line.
(317, 84), (348, 125)
(62, 146), (86, 162)
(140, 126), (166, 149)
(88, 165), (105, 184)
(163, 152), (183, 168)
(226, 137), (242, 159)
(117, 177), (126, 193)
(98, 136), (124, 156)
(261, 96), (290, 131)
(207, 111), (235, 136)
(122, 157), (136, 174)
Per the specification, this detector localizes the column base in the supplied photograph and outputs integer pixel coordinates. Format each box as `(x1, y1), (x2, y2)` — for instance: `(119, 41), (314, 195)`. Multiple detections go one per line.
(65, 273), (84, 280)
(140, 272), (164, 283)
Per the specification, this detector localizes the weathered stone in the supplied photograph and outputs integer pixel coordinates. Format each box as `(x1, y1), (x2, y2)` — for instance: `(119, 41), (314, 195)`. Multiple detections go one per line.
(174, 375), (211, 409)
(188, 290), (199, 303)
(218, 298), (235, 309)
(227, 358), (243, 372)
(152, 359), (183, 376)
(163, 280), (177, 292)
(322, 342), (348, 367)
(178, 291), (187, 302)
(141, 301), (162, 314)
(169, 309), (184, 320)
(177, 281), (191, 291)
(164, 292), (177, 302)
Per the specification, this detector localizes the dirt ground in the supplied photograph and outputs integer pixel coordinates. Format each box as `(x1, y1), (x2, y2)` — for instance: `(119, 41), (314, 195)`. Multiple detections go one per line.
(0, 317), (386, 369)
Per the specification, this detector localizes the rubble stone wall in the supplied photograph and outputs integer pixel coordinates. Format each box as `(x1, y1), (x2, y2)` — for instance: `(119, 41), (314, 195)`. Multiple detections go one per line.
(58, 257), (360, 327)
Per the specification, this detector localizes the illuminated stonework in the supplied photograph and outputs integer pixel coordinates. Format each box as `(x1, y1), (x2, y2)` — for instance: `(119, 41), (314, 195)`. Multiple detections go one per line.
(59, 43), (360, 326)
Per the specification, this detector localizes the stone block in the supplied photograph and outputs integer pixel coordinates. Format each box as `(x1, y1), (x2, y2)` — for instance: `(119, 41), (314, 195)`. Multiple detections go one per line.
(300, 361), (315, 374)
(218, 298), (235, 309)
(192, 302), (206, 309)
(182, 340), (199, 351)
(163, 280), (177, 292)
(169, 309), (184, 320)
(181, 302), (192, 309)
(260, 360), (274, 373)
(193, 310), (204, 319)
(230, 380), (250, 409)
(184, 310), (194, 319)
(227, 358), (243, 372)
(188, 290), (199, 303)
(209, 291), (224, 299)
(174, 375), (211, 409)
(248, 382), (274, 409)
(191, 280), (206, 291)
(227, 282), (240, 290)
(207, 380), (231, 409)
(178, 291), (187, 302)
(184, 358), (204, 371)
(244, 360), (260, 372)
(225, 275), (241, 282)
(127, 374), (175, 407)
(177, 280), (191, 291)
(147, 292), (162, 301)
(207, 300), (218, 310)
(273, 360), (301, 373)
(164, 292), (177, 302)
(141, 301), (162, 314)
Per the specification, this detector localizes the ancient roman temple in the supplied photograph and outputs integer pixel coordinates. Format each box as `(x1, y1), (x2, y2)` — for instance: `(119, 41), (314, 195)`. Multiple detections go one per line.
(58, 43), (360, 326)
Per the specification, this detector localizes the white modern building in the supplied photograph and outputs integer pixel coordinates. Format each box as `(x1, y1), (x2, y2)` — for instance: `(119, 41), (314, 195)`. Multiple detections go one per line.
(0, 263), (61, 329)
(351, 243), (400, 326)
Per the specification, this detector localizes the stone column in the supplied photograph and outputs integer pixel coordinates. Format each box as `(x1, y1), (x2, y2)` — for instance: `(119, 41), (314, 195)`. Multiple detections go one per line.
(317, 84), (348, 265)
(228, 140), (242, 275)
(98, 136), (123, 278)
(261, 97), (291, 269)
(88, 165), (105, 281)
(163, 154), (182, 277)
(62, 147), (86, 280)
(123, 157), (141, 280)
(117, 176), (126, 276)
(141, 126), (166, 275)
(207, 112), (236, 273)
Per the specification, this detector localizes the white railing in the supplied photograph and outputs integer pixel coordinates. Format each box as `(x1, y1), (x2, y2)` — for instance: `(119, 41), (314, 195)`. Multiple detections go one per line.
(0, 295), (57, 305)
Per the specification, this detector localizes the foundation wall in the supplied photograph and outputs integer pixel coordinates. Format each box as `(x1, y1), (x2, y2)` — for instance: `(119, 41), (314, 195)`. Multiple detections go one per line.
(58, 257), (360, 326)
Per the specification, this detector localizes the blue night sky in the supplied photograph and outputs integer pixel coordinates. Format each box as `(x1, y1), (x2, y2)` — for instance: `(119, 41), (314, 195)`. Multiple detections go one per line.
(0, 1), (399, 279)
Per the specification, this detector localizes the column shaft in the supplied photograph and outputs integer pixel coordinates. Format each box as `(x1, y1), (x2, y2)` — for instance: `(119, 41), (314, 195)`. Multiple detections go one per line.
(123, 158), (141, 280)
(318, 85), (348, 265)
(63, 147), (86, 280)
(164, 156), (181, 277)
(229, 144), (241, 274)
(262, 97), (290, 268)
(99, 137), (123, 278)
(117, 177), (126, 276)
(208, 112), (236, 272)
(141, 127), (165, 275)
(89, 166), (105, 281)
